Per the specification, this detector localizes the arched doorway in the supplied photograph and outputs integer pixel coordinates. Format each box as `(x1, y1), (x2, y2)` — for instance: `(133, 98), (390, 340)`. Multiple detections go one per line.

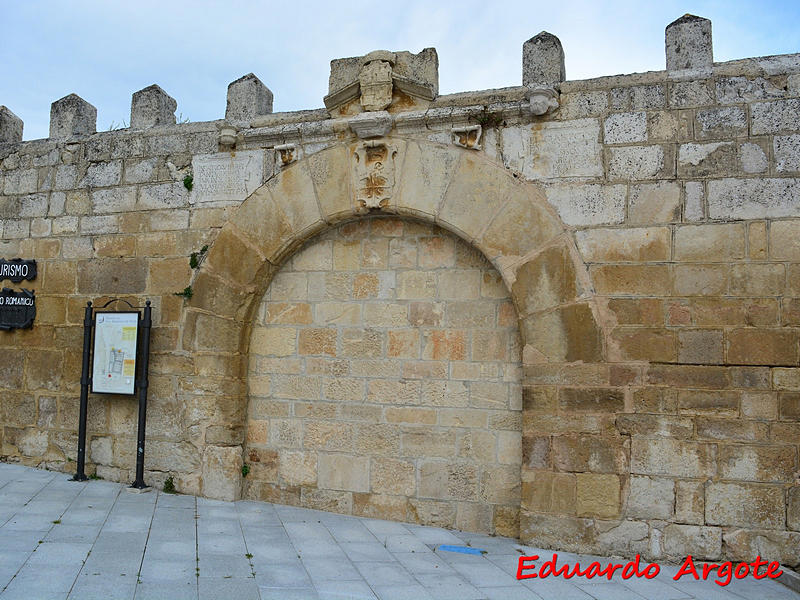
(244, 216), (522, 535)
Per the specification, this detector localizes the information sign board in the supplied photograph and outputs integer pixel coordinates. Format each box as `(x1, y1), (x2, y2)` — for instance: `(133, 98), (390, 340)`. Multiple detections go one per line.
(91, 312), (138, 395)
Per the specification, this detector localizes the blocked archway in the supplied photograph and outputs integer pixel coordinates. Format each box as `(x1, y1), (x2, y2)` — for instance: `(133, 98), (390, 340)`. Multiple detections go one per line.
(179, 138), (609, 539)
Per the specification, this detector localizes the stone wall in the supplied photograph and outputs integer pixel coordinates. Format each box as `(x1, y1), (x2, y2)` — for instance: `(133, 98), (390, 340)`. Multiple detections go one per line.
(0, 14), (798, 566)
(245, 217), (522, 535)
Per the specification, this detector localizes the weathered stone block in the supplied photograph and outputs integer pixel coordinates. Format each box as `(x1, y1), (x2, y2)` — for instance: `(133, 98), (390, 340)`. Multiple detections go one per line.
(665, 15), (713, 72)
(706, 482), (785, 529)
(226, 73), (273, 124)
(751, 99), (800, 135)
(49, 94), (96, 139)
(552, 434), (626, 474)
(607, 145), (668, 180)
(77, 258), (146, 294)
(0, 106), (23, 143)
(558, 388), (624, 413)
(695, 107), (747, 140)
(709, 178), (800, 220)
(770, 220), (800, 260)
(718, 444), (796, 482)
(728, 329), (798, 366)
(663, 524), (721, 560)
(527, 119), (603, 179)
(628, 475), (674, 520)
(130, 84), (176, 129)
(724, 529), (800, 566)
(576, 473), (619, 518)
(576, 227), (670, 262)
(674, 223), (744, 261)
(631, 438), (716, 478)
(678, 142), (737, 177)
(544, 183), (626, 226)
(522, 32), (565, 87)
(201, 445), (242, 501)
(775, 135), (800, 172)
(678, 329), (724, 364)
(520, 303), (603, 363)
(628, 182), (681, 224)
(592, 264), (671, 295)
(603, 112), (647, 144)
(318, 453), (369, 492)
(512, 244), (581, 315)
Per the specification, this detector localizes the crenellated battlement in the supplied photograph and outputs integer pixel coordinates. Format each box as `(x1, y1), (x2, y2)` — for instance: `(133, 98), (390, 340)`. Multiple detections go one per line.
(2, 13), (798, 149)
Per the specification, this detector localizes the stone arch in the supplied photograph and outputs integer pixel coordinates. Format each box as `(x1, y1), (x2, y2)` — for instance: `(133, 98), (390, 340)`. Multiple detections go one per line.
(180, 138), (608, 509)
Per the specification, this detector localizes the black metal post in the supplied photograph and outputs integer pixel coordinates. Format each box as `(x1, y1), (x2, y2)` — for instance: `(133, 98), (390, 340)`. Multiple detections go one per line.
(131, 300), (152, 489)
(72, 301), (93, 482)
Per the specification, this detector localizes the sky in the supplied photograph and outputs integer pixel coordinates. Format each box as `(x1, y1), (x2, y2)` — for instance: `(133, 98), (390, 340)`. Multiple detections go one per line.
(1, 0), (799, 141)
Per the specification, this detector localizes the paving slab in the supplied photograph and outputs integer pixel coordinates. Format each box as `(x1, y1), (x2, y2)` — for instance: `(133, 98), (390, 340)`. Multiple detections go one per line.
(0, 463), (797, 600)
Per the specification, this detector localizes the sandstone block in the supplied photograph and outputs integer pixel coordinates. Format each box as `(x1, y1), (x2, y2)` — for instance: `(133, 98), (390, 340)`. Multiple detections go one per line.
(631, 438), (716, 478)
(674, 223), (744, 261)
(512, 244), (582, 316)
(201, 445), (242, 501)
(628, 476), (674, 520)
(576, 473), (619, 518)
(718, 444), (796, 482)
(528, 119), (603, 179)
(663, 524), (721, 561)
(770, 220), (800, 260)
(723, 529), (800, 566)
(576, 227), (670, 262)
(728, 329), (798, 366)
(49, 94), (96, 139)
(130, 84), (177, 129)
(419, 460), (478, 501)
(678, 329), (724, 364)
(552, 434), (626, 474)
(520, 303), (603, 363)
(558, 388), (624, 413)
(678, 141), (737, 177)
(612, 327), (675, 362)
(318, 453), (369, 492)
(370, 457), (415, 496)
(706, 482), (785, 528)
(674, 480), (705, 525)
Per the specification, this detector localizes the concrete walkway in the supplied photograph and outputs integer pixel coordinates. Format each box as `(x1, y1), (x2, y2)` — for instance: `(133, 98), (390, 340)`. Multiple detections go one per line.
(0, 463), (796, 600)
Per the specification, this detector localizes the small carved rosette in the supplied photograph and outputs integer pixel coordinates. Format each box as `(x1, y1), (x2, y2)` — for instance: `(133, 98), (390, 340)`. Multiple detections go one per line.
(352, 141), (397, 212)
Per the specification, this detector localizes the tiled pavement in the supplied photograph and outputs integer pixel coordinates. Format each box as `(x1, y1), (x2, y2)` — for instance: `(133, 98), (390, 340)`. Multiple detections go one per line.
(0, 463), (797, 600)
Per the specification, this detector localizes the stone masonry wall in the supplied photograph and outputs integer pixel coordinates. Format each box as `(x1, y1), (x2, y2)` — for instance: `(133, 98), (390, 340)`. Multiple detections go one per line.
(1, 15), (799, 565)
(245, 217), (522, 536)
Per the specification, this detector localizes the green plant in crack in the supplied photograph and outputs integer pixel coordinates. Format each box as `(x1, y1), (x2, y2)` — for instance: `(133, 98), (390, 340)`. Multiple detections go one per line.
(162, 476), (176, 494)
(183, 174), (194, 191)
(241, 464), (250, 478)
(174, 286), (193, 299)
(189, 245), (208, 269)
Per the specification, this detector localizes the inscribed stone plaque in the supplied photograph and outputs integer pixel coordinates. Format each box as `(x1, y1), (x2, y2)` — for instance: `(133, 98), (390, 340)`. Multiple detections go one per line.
(190, 150), (264, 204)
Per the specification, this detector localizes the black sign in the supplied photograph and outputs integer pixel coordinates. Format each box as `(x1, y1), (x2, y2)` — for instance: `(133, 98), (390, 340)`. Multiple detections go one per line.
(0, 259), (37, 283)
(0, 288), (36, 330)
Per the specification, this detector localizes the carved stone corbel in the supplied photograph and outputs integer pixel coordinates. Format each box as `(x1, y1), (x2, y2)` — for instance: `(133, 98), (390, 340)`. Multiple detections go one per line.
(526, 87), (559, 116)
(452, 125), (482, 150)
(275, 143), (298, 167)
(218, 124), (239, 149)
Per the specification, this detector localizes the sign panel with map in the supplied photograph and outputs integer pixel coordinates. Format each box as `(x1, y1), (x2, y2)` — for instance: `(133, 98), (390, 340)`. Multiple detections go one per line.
(91, 312), (139, 395)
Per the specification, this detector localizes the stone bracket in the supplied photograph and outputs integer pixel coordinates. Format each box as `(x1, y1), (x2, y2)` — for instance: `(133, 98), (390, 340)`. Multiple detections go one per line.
(452, 125), (482, 150)
(349, 111), (392, 139)
(218, 124), (239, 150)
(275, 143), (298, 167)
